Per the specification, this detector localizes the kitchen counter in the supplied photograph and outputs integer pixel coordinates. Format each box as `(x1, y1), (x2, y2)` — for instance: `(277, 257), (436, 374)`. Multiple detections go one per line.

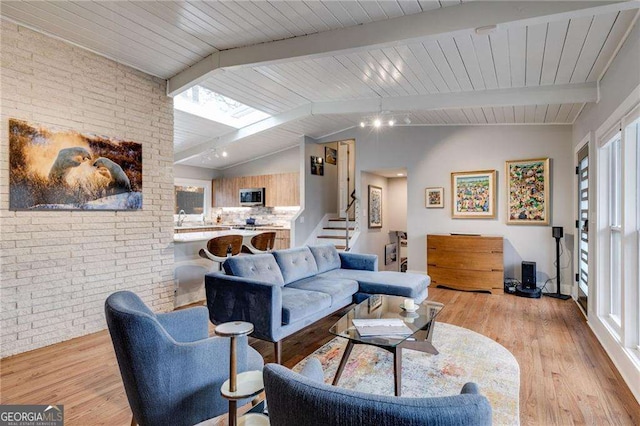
(174, 224), (287, 233)
(173, 228), (291, 308)
(174, 229), (263, 243)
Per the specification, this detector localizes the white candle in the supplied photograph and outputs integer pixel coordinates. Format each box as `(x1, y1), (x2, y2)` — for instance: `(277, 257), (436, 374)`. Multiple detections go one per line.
(404, 299), (415, 310)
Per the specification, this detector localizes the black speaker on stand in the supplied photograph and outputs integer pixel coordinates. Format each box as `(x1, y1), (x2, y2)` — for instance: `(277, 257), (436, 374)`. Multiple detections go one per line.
(546, 226), (571, 300)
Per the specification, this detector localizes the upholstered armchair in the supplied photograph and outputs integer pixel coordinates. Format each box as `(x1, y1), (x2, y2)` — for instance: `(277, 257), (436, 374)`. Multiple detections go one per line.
(263, 359), (492, 426)
(105, 291), (264, 426)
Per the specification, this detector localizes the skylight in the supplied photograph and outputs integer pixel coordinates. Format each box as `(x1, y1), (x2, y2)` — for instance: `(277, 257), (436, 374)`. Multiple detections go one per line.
(174, 85), (270, 128)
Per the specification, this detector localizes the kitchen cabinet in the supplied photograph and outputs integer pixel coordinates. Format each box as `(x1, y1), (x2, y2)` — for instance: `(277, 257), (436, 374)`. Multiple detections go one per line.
(212, 172), (299, 207)
(273, 229), (290, 250)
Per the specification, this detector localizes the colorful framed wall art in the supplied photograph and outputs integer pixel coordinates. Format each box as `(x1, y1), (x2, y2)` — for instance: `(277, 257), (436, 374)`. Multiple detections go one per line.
(425, 187), (444, 208)
(451, 170), (496, 219)
(506, 158), (550, 225)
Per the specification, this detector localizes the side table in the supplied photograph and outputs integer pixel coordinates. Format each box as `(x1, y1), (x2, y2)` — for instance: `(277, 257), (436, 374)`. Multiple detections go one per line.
(215, 322), (269, 426)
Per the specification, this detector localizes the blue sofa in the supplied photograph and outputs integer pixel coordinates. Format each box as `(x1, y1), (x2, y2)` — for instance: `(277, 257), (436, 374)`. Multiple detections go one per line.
(205, 244), (430, 363)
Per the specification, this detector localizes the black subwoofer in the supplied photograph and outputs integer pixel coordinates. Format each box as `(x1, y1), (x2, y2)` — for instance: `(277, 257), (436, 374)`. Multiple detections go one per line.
(522, 261), (537, 289)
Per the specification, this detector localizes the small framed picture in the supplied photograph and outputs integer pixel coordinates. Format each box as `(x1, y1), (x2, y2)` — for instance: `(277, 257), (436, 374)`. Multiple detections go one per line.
(325, 146), (337, 165)
(368, 294), (382, 313)
(368, 185), (382, 228)
(384, 243), (397, 265)
(451, 170), (497, 219)
(310, 156), (324, 176)
(425, 187), (444, 208)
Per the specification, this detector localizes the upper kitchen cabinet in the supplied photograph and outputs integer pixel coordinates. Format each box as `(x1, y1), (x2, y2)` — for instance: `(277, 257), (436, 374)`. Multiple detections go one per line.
(212, 172), (299, 207)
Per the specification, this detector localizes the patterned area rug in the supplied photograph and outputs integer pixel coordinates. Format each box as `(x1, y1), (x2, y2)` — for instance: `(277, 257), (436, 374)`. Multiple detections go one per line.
(294, 322), (520, 425)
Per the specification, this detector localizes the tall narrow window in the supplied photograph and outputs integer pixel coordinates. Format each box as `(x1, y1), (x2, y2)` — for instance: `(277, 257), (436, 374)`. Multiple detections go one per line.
(608, 135), (622, 324)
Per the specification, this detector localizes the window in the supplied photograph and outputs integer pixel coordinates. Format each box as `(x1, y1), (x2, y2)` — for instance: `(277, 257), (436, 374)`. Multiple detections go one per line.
(174, 178), (211, 222)
(174, 85), (270, 128)
(597, 102), (640, 353)
(607, 134), (622, 324)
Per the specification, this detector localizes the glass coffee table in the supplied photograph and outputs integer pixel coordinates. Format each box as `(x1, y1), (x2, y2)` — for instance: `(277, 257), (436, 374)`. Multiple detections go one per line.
(329, 295), (444, 396)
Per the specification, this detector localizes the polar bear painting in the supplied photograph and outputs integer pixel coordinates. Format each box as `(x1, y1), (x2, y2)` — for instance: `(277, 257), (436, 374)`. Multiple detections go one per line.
(9, 119), (142, 210)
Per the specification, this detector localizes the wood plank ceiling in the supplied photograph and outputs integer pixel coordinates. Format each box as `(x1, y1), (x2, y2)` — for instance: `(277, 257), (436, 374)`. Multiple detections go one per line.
(1, 1), (638, 169)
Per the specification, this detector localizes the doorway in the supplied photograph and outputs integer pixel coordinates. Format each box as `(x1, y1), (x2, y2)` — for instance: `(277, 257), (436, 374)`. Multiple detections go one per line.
(577, 143), (589, 314)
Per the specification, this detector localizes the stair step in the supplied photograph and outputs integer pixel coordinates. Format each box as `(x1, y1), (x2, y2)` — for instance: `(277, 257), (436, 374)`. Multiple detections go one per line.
(318, 235), (347, 240)
(328, 218), (346, 222)
(323, 227), (355, 230)
(335, 245), (346, 250)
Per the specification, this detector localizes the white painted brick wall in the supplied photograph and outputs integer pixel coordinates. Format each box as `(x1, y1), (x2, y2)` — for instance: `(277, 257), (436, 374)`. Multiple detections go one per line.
(0, 21), (175, 357)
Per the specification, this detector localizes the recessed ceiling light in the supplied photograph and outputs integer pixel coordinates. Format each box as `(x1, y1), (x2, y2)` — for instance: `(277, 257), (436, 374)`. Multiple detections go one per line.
(397, 173), (404, 176)
(373, 119), (381, 128)
(360, 121), (365, 128)
(388, 119), (395, 126)
(222, 151), (228, 157)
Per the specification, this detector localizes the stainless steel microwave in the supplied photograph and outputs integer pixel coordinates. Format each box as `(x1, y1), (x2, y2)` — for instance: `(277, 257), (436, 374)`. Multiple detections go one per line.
(239, 188), (265, 206)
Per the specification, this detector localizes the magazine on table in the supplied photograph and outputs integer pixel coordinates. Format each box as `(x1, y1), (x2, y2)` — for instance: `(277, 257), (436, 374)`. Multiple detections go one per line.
(352, 318), (413, 337)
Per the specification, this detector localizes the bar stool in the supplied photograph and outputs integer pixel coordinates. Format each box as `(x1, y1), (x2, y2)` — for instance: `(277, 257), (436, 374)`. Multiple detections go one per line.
(242, 232), (276, 254)
(199, 234), (244, 270)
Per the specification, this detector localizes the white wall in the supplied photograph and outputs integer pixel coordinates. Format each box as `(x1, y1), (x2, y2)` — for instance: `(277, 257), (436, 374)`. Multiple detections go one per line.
(221, 146), (299, 178)
(294, 137), (338, 245)
(573, 21), (640, 148)
(321, 125), (574, 288)
(0, 21), (175, 357)
(387, 177), (407, 232)
(174, 164), (221, 180)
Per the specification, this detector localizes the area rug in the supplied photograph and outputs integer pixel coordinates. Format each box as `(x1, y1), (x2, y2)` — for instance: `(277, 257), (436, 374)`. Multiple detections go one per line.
(294, 322), (520, 426)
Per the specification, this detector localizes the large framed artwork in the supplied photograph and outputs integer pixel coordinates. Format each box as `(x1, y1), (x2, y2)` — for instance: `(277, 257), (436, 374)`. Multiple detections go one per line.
(368, 185), (382, 228)
(506, 158), (550, 225)
(9, 119), (143, 210)
(451, 170), (496, 219)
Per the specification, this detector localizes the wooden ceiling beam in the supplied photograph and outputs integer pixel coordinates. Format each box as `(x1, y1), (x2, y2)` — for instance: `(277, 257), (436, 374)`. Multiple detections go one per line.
(167, 1), (638, 96)
(174, 82), (597, 163)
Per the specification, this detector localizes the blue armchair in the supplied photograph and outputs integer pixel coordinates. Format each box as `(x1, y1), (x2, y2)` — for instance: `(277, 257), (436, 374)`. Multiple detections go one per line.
(263, 359), (492, 426)
(105, 291), (264, 426)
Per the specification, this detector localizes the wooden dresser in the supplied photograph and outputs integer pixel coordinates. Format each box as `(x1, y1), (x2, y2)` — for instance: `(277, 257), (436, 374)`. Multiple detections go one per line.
(426, 234), (504, 294)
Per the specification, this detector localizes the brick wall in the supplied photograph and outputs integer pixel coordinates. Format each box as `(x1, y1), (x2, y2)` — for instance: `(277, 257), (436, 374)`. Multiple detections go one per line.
(0, 21), (175, 357)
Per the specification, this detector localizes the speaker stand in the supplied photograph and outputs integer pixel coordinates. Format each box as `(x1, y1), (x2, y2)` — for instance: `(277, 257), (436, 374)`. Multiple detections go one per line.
(545, 236), (571, 300)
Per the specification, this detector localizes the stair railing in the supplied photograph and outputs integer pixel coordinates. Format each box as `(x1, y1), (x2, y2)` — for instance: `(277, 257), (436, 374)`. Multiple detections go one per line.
(344, 189), (357, 252)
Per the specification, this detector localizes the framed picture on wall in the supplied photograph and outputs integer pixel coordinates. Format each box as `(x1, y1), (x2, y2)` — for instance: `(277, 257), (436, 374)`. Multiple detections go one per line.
(451, 170), (496, 219)
(368, 185), (382, 228)
(425, 187), (444, 208)
(8, 118), (143, 211)
(384, 243), (397, 265)
(310, 156), (324, 176)
(506, 158), (550, 225)
(325, 146), (337, 165)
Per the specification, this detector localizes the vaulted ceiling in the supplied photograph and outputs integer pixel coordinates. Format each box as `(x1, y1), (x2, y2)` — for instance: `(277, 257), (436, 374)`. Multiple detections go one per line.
(2, 1), (639, 169)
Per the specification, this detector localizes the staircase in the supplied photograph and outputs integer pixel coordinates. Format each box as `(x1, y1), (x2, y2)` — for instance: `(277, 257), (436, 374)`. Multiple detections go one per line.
(315, 217), (356, 251)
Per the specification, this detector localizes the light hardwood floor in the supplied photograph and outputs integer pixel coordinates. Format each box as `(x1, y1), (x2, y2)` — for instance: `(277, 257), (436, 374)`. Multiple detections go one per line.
(1, 288), (639, 425)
